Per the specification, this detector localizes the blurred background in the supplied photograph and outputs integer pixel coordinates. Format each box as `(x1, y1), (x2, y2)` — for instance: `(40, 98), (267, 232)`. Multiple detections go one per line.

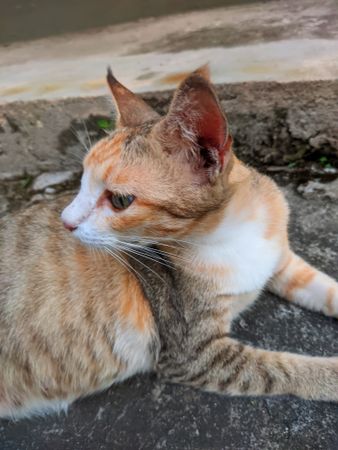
(1, 0), (337, 103)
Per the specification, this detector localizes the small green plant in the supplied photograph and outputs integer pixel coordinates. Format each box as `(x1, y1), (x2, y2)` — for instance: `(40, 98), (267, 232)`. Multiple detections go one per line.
(318, 156), (334, 169)
(97, 118), (114, 130)
(19, 175), (33, 189)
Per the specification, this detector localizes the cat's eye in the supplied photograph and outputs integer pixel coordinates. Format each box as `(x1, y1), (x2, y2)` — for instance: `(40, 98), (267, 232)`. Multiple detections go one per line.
(109, 193), (135, 211)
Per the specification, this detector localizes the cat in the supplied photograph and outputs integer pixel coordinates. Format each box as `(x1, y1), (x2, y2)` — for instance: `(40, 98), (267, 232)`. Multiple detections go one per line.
(0, 66), (338, 420)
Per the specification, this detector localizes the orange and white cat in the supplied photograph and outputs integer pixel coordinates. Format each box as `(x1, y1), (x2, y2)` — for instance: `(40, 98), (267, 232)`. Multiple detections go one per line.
(0, 66), (337, 420)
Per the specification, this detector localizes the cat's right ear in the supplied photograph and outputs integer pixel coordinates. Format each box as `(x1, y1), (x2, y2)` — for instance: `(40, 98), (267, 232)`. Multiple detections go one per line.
(154, 66), (232, 183)
(106, 67), (159, 128)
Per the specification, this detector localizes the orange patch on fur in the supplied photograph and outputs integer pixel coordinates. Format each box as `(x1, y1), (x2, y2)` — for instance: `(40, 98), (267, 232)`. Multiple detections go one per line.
(115, 170), (132, 185)
(227, 160), (289, 241)
(73, 244), (90, 271)
(120, 290), (133, 319)
(118, 272), (153, 332)
(326, 286), (335, 315)
(181, 201), (229, 238)
(264, 193), (287, 240)
(102, 164), (114, 183)
(111, 208), (154, 231)
(285, 264), (316, 297)
(192, 262), (230, 278)
(85, 133), (126, 167)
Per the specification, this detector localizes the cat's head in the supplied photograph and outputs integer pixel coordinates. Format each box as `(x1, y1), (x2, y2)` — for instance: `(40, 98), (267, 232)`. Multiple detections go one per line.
(61, 66), (234, 249)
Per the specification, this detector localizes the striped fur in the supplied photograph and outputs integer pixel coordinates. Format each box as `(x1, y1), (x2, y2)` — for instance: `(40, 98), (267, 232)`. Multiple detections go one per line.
(133, 260), (338, 402)
(1, 67), (338, 418)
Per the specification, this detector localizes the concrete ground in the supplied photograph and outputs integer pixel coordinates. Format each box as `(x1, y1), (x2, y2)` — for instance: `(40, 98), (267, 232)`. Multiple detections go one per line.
(1, 0), (338, 103)
(0, 80), (338, 449)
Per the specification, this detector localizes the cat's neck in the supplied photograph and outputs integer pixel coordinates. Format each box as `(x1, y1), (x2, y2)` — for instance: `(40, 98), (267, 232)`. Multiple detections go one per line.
(169, 160), (280, 295)
(169, 158), (251, 263)
(188, 157), (254, 246)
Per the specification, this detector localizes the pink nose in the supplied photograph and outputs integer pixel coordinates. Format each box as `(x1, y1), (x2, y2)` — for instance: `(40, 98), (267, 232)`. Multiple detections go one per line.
(63, 221), (77, 232)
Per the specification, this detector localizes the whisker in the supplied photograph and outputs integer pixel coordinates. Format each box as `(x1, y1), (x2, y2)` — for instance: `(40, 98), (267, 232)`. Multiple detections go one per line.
(117, 242), (176, 271)
(82, 119), (92, 149)
(116, 233), (205, 249)
(152, 236), (205, 248)
(103, 245), (148, 286)
(112, 245), (167, 285)
(129, 245), (189, 269)
(87, 234), (195, 277)
(70, 127), (89, 154)
(67, 150), (84, 165)
(99, 235), (193, 266)
(120, 239), (192, 265)
(101, 233), (190, 247)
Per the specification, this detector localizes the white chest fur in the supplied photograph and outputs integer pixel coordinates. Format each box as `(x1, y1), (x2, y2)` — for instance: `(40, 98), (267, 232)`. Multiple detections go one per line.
(113, 322), (157, 381)
(192, 209), (281, 295)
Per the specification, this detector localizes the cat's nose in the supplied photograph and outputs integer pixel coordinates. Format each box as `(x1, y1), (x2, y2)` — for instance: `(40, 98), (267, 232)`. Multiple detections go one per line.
(62, 220), (77, 232)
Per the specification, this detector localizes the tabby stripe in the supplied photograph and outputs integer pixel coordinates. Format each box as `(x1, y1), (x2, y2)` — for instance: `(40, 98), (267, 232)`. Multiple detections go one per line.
(184, 344), (245, 385)
(184, 371), (208, 386)
(220, 344), (245, 370)
(218, 354), (248, 391)
(238, 379), (251, 393)
(183, 347), (234, 385)
(275, 359), (292, 383)
(263, 369), (275, 394)
(194, 333), (230, 355)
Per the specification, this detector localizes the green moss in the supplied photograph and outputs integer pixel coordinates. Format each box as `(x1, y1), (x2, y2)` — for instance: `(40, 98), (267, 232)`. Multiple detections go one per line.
(19, 175), (33, 189)
(96, 118), (114, 130)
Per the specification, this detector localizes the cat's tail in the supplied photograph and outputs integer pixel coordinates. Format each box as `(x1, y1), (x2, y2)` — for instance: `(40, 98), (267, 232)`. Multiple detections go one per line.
(268, 249), (338, 318)
(161, 337), (338, 401)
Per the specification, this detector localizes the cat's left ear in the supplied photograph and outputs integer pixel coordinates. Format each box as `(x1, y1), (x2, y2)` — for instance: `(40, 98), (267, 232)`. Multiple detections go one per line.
(156, 66), (232, 181)
(106, 67), (160, 127)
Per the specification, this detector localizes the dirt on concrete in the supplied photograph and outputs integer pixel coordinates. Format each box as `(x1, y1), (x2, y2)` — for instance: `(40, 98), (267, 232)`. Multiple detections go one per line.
(0, 82), (338, 449)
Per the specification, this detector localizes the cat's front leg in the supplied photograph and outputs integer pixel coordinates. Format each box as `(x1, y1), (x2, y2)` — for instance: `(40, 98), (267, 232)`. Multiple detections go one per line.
(158, 336), (338, 402)
(268, 249), (338, 318)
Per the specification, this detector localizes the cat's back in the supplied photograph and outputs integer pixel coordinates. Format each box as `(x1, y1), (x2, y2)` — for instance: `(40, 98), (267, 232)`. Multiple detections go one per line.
(0, 196), (73, 299)
(0, 197), (159, 418)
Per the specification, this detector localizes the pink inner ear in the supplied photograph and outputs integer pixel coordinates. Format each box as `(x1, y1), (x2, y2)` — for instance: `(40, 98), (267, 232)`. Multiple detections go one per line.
(163, 73), (230, 173)
(192, 90), (228, 169)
